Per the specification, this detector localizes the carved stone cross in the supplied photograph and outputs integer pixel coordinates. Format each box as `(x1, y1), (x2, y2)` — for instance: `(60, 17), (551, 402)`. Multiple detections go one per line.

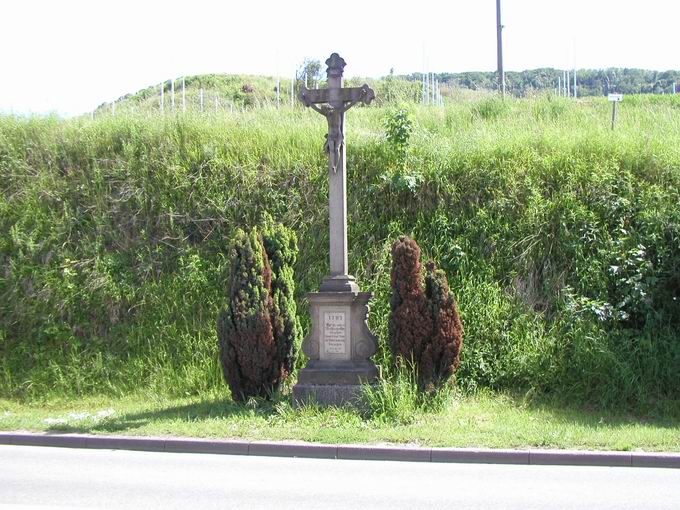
(292, 53), (379, 407)
(300, 53), (375, 292)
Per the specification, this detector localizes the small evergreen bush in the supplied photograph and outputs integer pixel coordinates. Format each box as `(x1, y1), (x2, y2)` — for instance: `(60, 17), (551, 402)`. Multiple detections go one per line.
(389, 236), (464, 391)
(216, 222), (300, 402)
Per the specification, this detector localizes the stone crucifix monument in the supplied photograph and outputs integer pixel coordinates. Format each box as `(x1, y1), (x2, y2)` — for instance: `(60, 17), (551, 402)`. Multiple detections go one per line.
(292, 53), (379, 407)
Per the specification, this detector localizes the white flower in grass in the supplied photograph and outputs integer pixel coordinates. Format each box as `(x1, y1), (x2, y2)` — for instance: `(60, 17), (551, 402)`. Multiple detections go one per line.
(67, 412), (91, 421)
(43, 418), (68, 426)
(41, 409), (116, 426)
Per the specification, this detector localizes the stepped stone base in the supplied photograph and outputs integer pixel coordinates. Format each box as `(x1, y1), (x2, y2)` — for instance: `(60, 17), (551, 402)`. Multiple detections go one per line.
(293, 383), (370, 408)
(292, 360), (380, 407)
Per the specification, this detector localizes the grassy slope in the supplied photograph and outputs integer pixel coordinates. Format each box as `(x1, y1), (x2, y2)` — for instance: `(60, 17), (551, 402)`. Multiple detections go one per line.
(1, 94), (679, 418)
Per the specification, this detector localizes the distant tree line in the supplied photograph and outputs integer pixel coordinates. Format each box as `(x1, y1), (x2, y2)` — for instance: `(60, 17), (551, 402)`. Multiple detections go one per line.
(403, 68), (680, 96)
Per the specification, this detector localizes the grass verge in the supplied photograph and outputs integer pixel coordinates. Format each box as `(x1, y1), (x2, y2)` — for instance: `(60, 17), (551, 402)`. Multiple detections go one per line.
(1, 390), (678, 452)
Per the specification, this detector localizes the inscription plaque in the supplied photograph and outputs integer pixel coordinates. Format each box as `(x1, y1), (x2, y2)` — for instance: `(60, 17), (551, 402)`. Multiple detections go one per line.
(323, 311), (347, 355)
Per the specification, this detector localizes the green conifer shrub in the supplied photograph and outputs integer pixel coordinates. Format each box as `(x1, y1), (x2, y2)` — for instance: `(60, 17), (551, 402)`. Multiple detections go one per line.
(389, 236), (464, 391)
(216, 223), (300, 402)
(261, 220), (301, 380)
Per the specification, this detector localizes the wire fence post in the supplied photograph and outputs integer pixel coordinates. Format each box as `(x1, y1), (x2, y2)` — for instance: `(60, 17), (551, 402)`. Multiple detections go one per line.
(182, 76), (186, 113)
(432, 73), (435, 105)
(277, 76), (280, 108)
(573, 68), (577, 98)
(566, 70), (570, 97)
(171, 79), (175, 112)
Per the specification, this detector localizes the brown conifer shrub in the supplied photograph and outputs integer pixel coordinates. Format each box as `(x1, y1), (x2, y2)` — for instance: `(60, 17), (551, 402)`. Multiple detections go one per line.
(422, 261), (464, 390)
(216, 224), (299, 402)
(389, 236), (464, 391)
(389, 236), (433, 371)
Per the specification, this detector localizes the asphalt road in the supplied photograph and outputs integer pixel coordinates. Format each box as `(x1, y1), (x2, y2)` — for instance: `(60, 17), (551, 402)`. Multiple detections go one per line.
(1, 445), (679, 509)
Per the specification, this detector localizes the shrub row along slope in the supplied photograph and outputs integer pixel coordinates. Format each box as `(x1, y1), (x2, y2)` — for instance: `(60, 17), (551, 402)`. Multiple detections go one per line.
(1, 95), (679, 409)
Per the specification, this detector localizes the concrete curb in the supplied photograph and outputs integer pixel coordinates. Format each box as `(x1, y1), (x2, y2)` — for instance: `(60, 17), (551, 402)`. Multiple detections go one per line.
(1, 431), (679, 469)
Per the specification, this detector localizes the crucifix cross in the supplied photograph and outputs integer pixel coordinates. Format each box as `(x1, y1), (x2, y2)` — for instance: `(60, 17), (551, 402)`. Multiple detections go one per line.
(300, 53), (375, 292)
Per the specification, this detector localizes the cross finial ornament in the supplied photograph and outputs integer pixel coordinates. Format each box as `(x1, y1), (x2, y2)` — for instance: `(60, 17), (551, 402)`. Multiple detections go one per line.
(325, 53), (346, 77)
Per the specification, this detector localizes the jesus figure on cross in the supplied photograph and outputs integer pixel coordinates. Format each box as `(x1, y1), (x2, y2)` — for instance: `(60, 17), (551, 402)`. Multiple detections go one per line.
(305, 87), (375, 172)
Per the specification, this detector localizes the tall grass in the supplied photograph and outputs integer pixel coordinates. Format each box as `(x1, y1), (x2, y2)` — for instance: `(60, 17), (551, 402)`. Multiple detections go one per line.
(1, 94), (679, 411)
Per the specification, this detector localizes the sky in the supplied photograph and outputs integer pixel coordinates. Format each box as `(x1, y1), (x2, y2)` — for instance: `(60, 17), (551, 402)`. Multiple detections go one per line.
(1, 0), (678, 116)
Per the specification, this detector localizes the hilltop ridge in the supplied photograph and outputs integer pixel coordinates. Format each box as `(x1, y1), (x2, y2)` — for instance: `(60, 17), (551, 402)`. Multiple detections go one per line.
(97, 67), (680, 115)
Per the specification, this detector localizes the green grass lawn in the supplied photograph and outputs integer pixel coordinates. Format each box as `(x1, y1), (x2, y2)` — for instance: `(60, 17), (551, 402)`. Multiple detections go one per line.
(2, 390), (679, 452)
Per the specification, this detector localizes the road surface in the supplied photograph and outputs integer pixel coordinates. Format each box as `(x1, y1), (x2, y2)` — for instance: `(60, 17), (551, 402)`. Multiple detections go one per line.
(1, 445), (679, 509)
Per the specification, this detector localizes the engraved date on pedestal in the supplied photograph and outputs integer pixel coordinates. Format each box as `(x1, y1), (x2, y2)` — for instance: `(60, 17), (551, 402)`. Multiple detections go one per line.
(323, 311), (347, 355)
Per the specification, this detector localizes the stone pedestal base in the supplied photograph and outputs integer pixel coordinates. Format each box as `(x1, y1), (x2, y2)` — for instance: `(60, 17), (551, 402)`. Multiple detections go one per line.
(293, 360), (379, 407)
(293, 383), (367, 408)
(292, 289), (379, 408)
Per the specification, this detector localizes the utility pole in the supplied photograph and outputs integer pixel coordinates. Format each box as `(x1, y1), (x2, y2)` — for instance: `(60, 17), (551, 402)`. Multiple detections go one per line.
(496, 0), (505, 96)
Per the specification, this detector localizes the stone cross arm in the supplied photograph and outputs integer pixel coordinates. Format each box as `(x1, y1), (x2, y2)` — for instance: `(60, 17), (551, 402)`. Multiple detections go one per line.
(299, 84), (375, 114)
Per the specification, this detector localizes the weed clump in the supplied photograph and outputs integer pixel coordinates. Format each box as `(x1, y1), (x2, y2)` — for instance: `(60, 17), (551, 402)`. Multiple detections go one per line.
(216, 222), (300, 402)
(389, 235), (463, 392)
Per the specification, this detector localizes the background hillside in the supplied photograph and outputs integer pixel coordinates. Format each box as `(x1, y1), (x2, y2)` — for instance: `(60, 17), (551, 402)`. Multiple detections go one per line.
(405, 68), (680, 96)
(97, 66), (680, 115)
(2, 93), (679, 412)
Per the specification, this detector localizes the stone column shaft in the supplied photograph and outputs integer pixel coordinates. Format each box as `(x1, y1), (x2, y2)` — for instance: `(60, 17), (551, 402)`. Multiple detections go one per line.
(327, 72), (348, 277)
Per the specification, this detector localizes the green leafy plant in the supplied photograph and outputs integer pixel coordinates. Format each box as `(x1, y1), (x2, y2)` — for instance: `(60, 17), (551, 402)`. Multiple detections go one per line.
(382, 105), (423, 193)
(384, 105), (414, 169)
